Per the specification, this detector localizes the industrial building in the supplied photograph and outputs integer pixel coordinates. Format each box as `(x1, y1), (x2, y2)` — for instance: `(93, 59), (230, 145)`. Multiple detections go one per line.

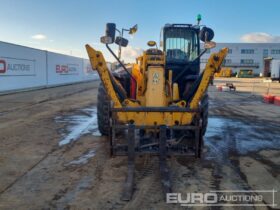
(200, 43), (280, 75)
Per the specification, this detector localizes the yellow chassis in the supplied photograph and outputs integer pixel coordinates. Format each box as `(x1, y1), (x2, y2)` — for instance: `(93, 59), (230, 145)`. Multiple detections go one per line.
(86, 44), (228, 126)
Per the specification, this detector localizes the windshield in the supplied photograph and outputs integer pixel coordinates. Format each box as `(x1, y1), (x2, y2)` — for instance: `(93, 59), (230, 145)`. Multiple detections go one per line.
(164, 28), (198, 62)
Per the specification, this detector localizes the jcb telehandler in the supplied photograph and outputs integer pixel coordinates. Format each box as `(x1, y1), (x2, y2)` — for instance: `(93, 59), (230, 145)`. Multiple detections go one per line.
(86, 19), (228, 200)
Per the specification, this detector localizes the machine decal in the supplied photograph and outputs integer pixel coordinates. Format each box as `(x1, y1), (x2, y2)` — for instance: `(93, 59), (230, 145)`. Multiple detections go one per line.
(152, 72), (159, 84)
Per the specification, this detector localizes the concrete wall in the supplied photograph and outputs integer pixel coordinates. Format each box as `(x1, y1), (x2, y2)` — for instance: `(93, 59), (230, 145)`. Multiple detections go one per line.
(0, 42), (47, 92)
(0, 41), (98, 93)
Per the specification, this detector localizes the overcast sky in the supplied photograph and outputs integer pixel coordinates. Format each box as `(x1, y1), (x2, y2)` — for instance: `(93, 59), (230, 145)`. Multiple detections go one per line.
(1, 0), (280, 62)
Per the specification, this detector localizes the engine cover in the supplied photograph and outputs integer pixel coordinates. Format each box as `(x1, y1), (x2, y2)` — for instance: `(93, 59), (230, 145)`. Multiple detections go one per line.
(145, 66), (167, 107)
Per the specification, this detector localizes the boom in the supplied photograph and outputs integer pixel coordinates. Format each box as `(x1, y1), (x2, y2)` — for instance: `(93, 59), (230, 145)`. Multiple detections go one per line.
(190, 48), (228, 109)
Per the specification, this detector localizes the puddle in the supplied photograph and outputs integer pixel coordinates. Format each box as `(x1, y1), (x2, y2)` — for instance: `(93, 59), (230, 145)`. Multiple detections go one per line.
(55, 106), (279, 157)
(55, 107), (101, 146)
(92, 130), (102, 137)
(205, 117), (280, 159)
(66, 149), (96, 166)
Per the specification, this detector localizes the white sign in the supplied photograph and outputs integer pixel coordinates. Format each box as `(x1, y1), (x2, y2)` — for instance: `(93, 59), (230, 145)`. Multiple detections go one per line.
(0, 57), (35, 76)
(47, 52), (84, 86)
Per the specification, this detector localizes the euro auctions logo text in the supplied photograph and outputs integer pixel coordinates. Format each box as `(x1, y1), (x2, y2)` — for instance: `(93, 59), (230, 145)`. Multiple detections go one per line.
(167, 193), (218, 205)
(56, 64), (69, 73)
(167, 190), (277, 208)
(56, 64), (79, 75)
(0, 57), (35, 75)
(0, 60), (6, 73)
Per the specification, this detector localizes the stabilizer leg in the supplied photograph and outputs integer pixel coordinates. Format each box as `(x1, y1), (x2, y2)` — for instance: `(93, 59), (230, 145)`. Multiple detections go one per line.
(195, 128), (200, 158)
(159, 125), (172, 196)
(121, 124), (135, 201)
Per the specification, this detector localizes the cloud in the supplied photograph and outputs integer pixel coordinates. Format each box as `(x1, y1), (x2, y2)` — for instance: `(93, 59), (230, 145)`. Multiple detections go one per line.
(119, 46), (143, 62)
(31, 34), (47, 40)
(240, 32), (280, 43)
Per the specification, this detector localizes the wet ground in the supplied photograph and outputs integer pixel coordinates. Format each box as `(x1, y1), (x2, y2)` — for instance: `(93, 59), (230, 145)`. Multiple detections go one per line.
(0, 80), (279, 209)
(55, 107), (101, 146)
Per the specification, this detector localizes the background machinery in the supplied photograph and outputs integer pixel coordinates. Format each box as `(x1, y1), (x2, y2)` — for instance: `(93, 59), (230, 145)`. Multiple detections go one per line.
(215, 67), (232, 77)
(86, 19), (228, 200)
(237, 69), (254, 78)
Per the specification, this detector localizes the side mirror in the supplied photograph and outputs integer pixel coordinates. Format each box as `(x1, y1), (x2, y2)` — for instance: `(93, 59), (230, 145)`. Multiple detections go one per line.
(115, 36), (128, 47)
(101, 23), (116, 44)
(199, 27), (214, 42)
(204, 41), (216, 49)
(147, 41), (156, 47)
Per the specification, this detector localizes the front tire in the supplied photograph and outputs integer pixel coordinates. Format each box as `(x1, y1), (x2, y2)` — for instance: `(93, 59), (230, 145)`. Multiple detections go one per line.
(97, 83), (110, 136)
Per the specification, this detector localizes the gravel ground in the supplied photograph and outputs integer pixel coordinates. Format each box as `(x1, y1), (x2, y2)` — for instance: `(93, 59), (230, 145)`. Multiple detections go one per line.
(0, 79), (279, 210)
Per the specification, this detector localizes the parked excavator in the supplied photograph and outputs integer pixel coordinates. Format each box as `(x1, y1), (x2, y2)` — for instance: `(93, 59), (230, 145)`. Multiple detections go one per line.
(85, 17), (228, 201)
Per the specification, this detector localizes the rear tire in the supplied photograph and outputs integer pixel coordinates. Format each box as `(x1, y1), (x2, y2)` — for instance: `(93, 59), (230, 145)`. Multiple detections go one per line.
(97, 83), (110, 136)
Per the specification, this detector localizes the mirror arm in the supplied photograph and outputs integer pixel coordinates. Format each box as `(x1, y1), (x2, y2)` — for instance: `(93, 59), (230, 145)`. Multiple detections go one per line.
(199, 48), (207, 57)
(122, 28), (130, 33)
(105, 44), (137, 84)
(115, 28), (121, 35)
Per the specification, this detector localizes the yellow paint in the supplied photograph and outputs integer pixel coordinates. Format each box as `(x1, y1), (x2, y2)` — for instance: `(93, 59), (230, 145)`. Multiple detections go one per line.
(145, 66), (166, 107)
(85, 45), (122, 108)
(85, 44), (228, 126)
(172, 83), (179, 101)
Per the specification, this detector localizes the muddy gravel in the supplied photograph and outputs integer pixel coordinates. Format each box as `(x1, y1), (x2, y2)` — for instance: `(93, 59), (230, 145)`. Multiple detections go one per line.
(0, 80), (279, 210)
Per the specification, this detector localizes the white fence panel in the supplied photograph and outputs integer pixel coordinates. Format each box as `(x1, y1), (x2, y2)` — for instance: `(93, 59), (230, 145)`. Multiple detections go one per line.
(82, 59), (99, 81)
(0, 42), (47, 92)
(47, 52), (84, 86)
(0, 41), (98, 93)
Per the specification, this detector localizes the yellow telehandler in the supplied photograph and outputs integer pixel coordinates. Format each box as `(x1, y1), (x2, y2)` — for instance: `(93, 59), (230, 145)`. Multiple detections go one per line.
(86, 20), (228, 200)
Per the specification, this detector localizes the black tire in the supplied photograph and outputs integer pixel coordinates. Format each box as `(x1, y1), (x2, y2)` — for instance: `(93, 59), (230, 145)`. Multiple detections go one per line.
(201, 93), (209, 136)
(97, 83), (110, 136)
